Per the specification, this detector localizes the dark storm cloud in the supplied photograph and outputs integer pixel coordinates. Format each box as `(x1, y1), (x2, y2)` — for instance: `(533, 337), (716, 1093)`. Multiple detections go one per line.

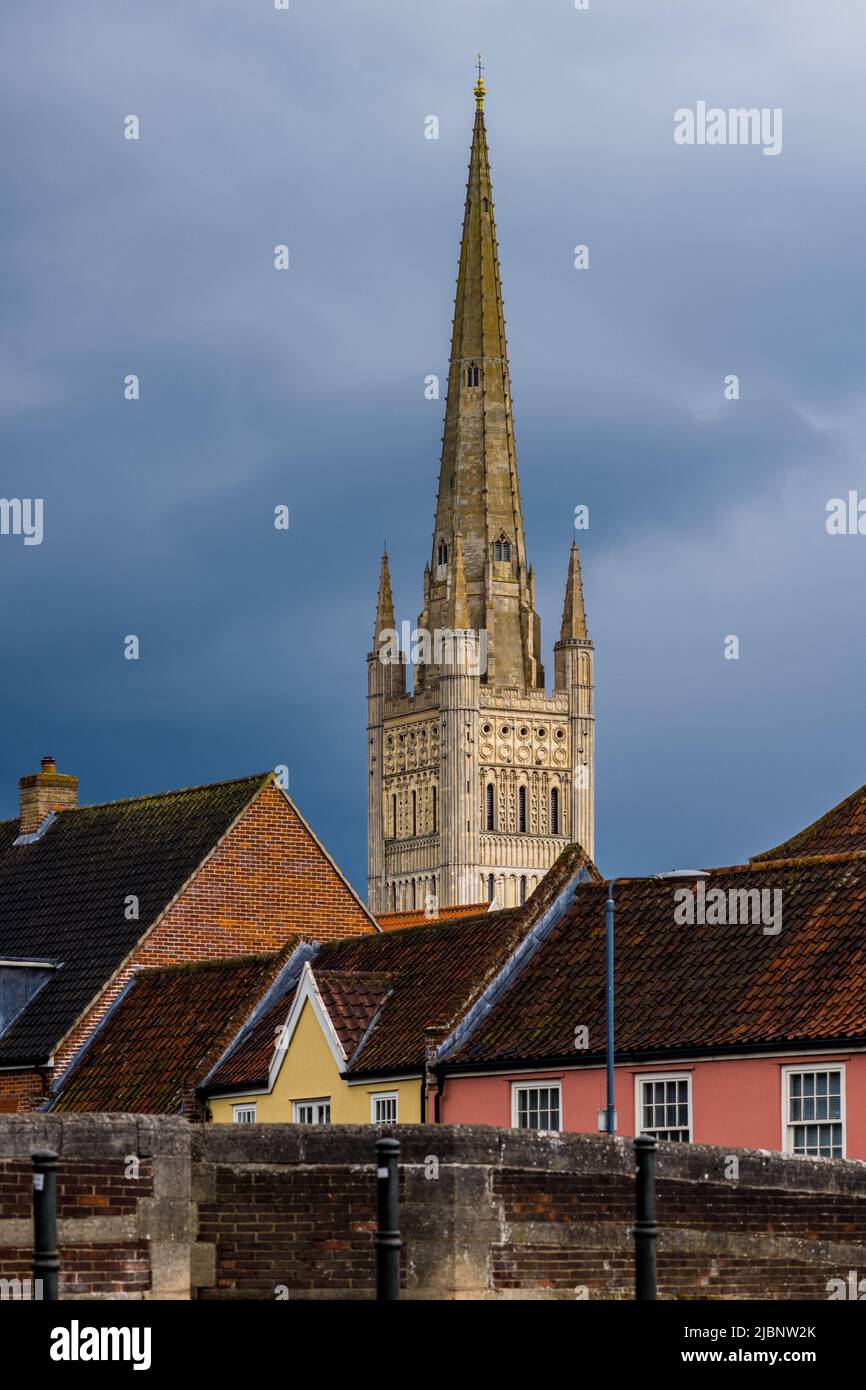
(1, 0), (865, 893)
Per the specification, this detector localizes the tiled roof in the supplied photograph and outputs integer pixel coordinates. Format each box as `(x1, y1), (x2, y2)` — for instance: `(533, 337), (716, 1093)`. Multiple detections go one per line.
(442, 855), (866, 1068)
(0, 774), (269, 1065)
(203, 844), (599, 1092)
(376, 903), (490, 931)
(752, 781), (866, 862)
(314, 971), (393, 1055)
(51, 951), (286, 1114)
(203, 907), (522, 1090)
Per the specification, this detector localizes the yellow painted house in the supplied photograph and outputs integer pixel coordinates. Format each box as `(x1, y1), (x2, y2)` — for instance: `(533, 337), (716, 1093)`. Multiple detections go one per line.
(199, 846), (593, 1126)
(206, 961), (422, 1125)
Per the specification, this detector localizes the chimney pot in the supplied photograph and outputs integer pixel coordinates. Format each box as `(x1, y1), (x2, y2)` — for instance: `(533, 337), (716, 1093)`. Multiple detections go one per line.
(19, 758), (78, 836)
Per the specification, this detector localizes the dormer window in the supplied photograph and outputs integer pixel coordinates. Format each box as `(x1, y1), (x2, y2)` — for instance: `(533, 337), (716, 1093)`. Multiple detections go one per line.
(0, 961), (57, 1039)
(493, 534), (512, 563)
(466, 362), (479, 387)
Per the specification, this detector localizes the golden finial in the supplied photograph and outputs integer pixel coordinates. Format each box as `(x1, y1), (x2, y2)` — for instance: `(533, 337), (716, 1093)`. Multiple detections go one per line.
(474, 52), (485, 109)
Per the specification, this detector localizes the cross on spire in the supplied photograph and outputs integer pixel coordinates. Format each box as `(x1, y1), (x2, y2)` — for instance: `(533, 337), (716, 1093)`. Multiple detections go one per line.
(474, 52), (486, 108)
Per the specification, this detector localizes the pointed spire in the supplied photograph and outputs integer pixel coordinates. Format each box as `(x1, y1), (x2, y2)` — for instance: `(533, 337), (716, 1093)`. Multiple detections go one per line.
(373, 550), (396, 647)
(559, 542), (588, 641)
(423, 77), (544, 690)
(445, 533), (470, 629)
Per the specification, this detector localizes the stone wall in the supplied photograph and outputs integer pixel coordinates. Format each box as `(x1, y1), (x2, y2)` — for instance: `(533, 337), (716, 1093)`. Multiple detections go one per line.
(1, 1116), (864, 1299)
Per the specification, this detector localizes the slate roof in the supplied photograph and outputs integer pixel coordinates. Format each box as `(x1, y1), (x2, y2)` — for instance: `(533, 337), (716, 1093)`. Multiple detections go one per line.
(752, 780), (866, 863)
(0, 773), (269, 1065)
(376, 903), (490, 931)
(441, 854), (866, 1069)
(51, 951), (287, 1114)
(202, 844), (599, 1093)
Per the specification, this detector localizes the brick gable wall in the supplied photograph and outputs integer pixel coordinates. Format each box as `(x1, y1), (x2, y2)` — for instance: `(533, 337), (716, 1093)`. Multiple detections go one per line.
(4, 784), (374, 1111)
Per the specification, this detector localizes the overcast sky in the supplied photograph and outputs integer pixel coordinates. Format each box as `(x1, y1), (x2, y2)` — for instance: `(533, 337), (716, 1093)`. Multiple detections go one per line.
(2, 0), (865, 895)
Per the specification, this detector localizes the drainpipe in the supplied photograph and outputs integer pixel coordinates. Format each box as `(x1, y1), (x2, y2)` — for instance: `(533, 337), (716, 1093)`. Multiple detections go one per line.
(604, 880), (617, 1136)
(424, 1025), (446, 1123)
(434, 1065), (446, 1123)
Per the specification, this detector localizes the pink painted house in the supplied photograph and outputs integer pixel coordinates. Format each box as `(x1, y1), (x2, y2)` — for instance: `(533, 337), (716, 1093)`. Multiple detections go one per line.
(431, 780), (866, 1160)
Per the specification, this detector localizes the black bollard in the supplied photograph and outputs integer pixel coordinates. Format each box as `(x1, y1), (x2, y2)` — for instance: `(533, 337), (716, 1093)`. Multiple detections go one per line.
(32, 1150), (59, 1301)
(634, 1135), (658, 1300)
(375, 1136), (400, 1300)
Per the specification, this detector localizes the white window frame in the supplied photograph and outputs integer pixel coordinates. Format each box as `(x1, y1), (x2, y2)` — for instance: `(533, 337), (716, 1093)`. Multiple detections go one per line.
(371, 1091), (398, 1124)
(511, 1081), (562, 1132)
(634, 1072), (693, 1143)
(232, 1103), (256, 1124)
(292, 1098), (331, 1125)
(781, 1063), (846, 1159)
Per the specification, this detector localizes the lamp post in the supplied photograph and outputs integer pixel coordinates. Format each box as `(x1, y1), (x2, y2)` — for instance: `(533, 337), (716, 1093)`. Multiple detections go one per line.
(604, 880), (617, 1136)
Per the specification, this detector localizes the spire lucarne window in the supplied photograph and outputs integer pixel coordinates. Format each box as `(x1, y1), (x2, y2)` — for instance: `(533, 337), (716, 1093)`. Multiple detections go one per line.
(366, 62), (596, 913)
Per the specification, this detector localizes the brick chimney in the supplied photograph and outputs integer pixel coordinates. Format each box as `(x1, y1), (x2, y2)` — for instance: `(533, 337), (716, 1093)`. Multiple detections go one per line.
(19, 756), (78, 834)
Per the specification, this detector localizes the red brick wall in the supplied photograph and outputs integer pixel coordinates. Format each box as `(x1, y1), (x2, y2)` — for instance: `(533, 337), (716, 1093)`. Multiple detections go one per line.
(49, 783), (375, 1083)
(0, 1071), (45, 1114)
(0, 1150), (154, 1298)
(189, 1126), (866, 1301)
(3, 1119), (864, 1300)
(0, 1156), (152, 1219)
(0, 1244), (150, 1297)
(197, 1164), (382, 1297)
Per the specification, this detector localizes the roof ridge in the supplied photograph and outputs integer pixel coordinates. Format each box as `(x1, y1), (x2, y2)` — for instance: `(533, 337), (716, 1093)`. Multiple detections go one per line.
(68, 770), (272, 814)
(751, 780), (866, 862)
(318, 906), (521, 948)
(133, 950), (282, 980)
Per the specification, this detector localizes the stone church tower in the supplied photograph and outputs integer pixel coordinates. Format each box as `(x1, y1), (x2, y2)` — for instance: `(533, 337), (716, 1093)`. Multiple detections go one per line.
(367, 71), (594, 914)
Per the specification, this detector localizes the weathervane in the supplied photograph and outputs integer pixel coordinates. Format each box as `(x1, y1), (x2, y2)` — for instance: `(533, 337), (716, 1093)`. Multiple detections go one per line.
(474, 51), (486, 108)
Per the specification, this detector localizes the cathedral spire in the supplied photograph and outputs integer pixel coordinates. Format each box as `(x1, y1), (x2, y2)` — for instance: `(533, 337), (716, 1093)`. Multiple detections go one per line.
(420, 70), (543, 692)
(373, 549), (395, 648)
(559, 541), (588, 641)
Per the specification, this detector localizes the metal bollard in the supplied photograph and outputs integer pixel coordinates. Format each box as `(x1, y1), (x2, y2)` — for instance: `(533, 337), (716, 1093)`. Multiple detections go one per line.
(375, 1136), (401, 1300)
(634, 1135), (658, 1300)
(32, 1150), (59, 1301)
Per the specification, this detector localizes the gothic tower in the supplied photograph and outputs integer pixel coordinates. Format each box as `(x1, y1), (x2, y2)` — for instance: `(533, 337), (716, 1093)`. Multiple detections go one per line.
(367, 68), (595, 914)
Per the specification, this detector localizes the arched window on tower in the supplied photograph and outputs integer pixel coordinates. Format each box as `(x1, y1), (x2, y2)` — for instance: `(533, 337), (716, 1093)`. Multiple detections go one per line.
(550, 787), (560, 835)
(432, 785), (438, 832)
(487, 874), (495, 903)
(518, 785), (527, 834)
(412, 790), (417, 838)
(466, 361), (479, 387)
(437, 540), (449, 568)
(519, 875), (527, 906)
(391, 794), (397, 839)
(485, 782), (495, 831)
(493, 534), (512, 563)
